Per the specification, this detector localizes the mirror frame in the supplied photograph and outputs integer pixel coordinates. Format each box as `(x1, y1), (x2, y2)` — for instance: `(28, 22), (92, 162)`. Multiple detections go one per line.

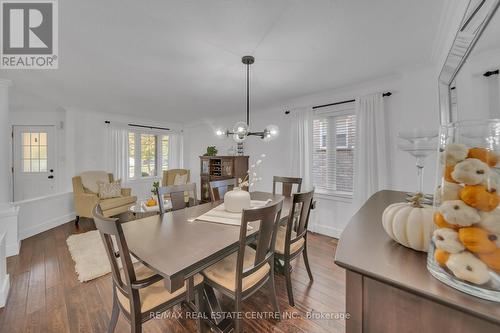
(439, 0), (500, 125)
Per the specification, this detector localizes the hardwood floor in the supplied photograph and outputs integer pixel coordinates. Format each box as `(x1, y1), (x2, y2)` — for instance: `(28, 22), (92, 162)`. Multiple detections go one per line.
(0, 218), (346, 333)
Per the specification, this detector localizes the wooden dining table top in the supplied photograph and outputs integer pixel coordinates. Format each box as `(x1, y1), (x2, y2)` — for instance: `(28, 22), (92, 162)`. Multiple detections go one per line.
(122, 191), (291, 292)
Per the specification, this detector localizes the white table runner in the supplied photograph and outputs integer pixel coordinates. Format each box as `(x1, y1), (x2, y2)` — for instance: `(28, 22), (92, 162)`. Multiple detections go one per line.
(189, 200), (271, 227)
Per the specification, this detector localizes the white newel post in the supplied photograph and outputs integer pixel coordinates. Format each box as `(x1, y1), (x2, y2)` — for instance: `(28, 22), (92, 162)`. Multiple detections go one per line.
(0, 79), (19, 307)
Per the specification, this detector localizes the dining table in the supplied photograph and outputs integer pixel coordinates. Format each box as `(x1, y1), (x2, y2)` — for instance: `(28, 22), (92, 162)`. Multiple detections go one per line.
(121, 191), (292, 332)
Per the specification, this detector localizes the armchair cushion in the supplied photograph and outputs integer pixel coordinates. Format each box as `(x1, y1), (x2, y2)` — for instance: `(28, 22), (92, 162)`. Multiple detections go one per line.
(80, 171), (109, 193)
(98, 180), (122, 199)
(100, 196), (137, 211)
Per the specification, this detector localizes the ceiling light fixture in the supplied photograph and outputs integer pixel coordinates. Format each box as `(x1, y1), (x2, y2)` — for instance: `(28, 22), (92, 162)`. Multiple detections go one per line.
(215, 55), (279, 143)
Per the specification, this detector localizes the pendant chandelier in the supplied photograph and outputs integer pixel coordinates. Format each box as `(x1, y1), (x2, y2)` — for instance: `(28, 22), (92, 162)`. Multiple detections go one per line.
(215, 55), (279, 143)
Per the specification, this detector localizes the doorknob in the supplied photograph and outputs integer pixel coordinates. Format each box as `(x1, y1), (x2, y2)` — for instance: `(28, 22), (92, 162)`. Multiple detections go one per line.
(48, 175), (54, 179)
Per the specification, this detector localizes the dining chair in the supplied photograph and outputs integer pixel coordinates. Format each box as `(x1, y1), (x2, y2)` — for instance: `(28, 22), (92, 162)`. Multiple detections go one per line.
(209, 178), (237, 202)
(275, 189), (314, 306)
(272, 176), (302, 197)
(157, 183), (198, 213)
(201, 200), (283, 333)
(92, 206), (205, 333)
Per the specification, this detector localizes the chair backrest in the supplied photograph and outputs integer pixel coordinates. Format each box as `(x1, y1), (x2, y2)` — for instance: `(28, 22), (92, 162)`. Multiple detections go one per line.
(92, 206), (139, 310)
(235, 200), (283, 293)
(284, 189), (314, 254)
(162, 169), (190, 186)
(157, 183), (198, 212)
(209, 178), (237, 202)
(272, 176), (302, 197)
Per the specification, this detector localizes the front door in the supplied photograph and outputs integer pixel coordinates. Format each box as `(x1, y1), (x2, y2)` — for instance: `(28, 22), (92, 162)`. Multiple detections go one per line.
(12, 125), (56, 201)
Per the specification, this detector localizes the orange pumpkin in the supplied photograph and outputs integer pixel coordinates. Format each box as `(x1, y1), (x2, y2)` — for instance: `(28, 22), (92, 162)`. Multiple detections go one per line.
(444, 165), (458, 183)
(468, 147), (499, 167)
(433, 212), (458, 229)
(459, 185), (500, 212)
(434, 249), (450, 267)
(458, 227), (498, 254)
(478, 248), (500, 272)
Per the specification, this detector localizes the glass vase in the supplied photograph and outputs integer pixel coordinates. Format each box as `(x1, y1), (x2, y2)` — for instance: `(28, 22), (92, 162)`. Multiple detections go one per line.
(429, 120), (500, 302)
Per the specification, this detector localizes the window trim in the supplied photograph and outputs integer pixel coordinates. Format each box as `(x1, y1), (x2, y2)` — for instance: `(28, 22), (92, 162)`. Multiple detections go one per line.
(127, 130), (170, 181)
(312, 102), (356, 198)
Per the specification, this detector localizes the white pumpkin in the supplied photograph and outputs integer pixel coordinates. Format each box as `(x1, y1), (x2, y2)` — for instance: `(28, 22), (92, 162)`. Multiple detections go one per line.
(382, 202), (435, 252)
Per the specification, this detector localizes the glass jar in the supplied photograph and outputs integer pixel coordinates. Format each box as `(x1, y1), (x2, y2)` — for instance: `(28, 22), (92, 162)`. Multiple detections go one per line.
(429, 120), (500, 302)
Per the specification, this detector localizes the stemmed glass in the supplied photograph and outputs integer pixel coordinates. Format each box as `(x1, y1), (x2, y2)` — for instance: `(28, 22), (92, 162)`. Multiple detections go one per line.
(398, 129), (438, 203)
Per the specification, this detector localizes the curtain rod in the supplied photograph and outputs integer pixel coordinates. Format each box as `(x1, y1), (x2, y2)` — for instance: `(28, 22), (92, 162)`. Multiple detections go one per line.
(284, 91), (392, 114)
(104, 121), (170, 131)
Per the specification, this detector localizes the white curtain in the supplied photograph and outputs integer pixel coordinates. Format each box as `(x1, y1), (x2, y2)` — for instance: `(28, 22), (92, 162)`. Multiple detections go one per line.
(354, 93), (389, 206)
(290, 107), (314, 188)
(105, 123), (128, 181)
(168, 132), (184, 169)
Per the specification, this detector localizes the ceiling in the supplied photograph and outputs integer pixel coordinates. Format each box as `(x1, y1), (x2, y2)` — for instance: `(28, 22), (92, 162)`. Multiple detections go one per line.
(4, 0), (446, 123)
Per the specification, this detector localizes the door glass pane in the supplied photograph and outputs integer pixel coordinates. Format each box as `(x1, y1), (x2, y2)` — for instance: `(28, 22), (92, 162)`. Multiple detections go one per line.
(23, 146), (30, 159)
(39, 133), (47, 145)
(21, 131), (49, 173)
(23, 160), (31, 172)
(39, 146), (47, 159)
(23, 133), (31, 145)
(31, 160), (39, 172)
(39, 159), (47, 172)
(30, 133), (39, 145)
(31, 146), (39, 159)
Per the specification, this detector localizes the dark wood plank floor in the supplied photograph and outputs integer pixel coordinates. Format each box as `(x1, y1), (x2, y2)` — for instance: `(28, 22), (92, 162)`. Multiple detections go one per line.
(0, 218), (346, 333)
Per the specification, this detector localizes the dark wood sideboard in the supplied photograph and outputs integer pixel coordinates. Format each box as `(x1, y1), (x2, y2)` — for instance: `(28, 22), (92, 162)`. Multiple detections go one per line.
(199, 156), (249, 203)
(335, 190), (500, 333)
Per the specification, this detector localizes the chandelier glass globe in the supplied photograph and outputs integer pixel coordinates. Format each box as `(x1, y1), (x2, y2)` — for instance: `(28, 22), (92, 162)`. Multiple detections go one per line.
(233, 121), (249, 137)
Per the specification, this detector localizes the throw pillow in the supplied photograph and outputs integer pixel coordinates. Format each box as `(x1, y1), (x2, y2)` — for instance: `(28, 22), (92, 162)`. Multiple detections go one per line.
(98, 180), (122, 199)
(173, 173), (188, 185)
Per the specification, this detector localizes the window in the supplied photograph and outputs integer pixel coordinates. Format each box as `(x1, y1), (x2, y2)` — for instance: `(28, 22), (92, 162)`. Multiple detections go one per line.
(22, 132), (48, 172)
(312, 106), (356, 195)
(128, 132), (169, 179)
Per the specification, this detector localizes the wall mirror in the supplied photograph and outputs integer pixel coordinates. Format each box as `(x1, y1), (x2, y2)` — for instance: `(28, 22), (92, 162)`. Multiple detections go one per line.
(439, 0), (500, 124)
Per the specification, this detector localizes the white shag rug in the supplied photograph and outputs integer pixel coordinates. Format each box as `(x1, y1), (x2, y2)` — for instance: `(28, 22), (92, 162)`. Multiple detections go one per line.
(66, 230), (137, 282)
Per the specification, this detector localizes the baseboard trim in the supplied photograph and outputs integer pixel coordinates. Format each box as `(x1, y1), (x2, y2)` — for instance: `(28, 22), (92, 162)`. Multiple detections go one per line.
(312, 224), (343, 239)
(19, 212), (76, 241)
(0, 274), (10, 308)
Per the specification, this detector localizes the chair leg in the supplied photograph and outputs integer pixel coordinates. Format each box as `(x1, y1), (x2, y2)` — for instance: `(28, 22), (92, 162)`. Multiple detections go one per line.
(268, 273), (281, 321)
(75, 215), (80, 227)
(234, 294), (242, 333)
(303, 244), (314, 282)
(131, 312), (142, 333)
(284, 260), (295, 307)
(108, 288), (120, 333)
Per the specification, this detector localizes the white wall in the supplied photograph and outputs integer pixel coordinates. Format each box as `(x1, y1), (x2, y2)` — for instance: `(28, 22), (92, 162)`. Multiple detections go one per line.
(184, 66), (442, 238)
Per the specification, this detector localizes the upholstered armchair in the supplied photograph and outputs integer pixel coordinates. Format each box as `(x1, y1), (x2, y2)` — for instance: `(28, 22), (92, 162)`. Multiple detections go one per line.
(162, 169), (190, 186)
(72, 171), (137, 225)
(162, 169), (191, 202)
